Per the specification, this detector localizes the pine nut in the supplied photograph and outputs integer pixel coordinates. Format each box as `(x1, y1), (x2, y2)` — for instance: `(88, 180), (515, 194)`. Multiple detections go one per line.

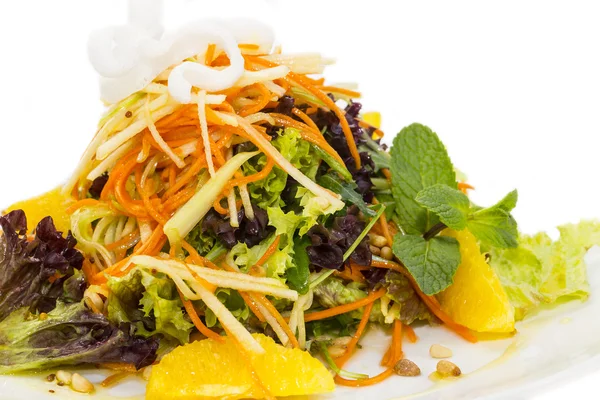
(56, 370), (72, 385)
(436, 360), (461, 377)
(328, 336), (352, 358)
(393, 359), (421, 376)
(141, 366), (153, 381)
(369, 234), (388, 248)
(380, 246), (393, 260)
(369, 245), (381, 256)
(429, 344), (453, 359)
(71, 373), (94, 394)
(327, 345), (347, 358)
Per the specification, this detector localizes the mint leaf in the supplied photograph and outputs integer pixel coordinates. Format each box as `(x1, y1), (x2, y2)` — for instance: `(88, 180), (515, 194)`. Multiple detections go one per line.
(318, 173), (376, 217)
(493, 189), (518, 212)
(415, 184), (470, 230)
(468, 208), (518, 248)
(392, 234), (461, 295)
(467, 189), (519, 248)
(390, 123), (456, 235)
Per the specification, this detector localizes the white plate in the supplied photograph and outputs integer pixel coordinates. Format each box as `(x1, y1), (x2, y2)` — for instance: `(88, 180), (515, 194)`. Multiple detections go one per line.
(2, 249), (599, 400)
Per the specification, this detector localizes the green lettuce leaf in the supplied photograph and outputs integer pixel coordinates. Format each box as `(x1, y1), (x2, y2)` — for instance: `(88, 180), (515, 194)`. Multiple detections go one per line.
(490, 220), (600, 320)
(204, 288), (250, 328)
(228, 234), (292, 280)
(385, 271), (437, 325)
(313, 277), (368, 309)
(185, 224), (217, 256)
(245, 128), (320, 209)
(107, 270), (193, 344)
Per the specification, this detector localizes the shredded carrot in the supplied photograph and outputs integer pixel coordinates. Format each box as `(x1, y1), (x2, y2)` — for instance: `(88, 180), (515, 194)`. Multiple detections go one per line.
(381, 320), (402, 368)
(458, 182), (474, 194)
(370, 259), (477, 343)
(381, 345), (392, 367)
(334, 265), (367, 283)
(105, 231), (140, 251)
(99, 363), (137, 372)
(302, 288), (386, 322)
(240, 292), (267, 323)
(136, 168), (169, 225)
(205, 43), (216, 65)
(66, 198), (100, 214)
(163, 155), (206, 198)
(269, 113), (345, 165)
(253, 293), (299, 348)
(207, 259), (267, 323)
(162, 186), (196, 214)
(81, 259), (99, 283)
(404, 324), (418, 343)
(335, 301), (374, 367)
(256, 235), (281, 266)
(238, 43), (260, 51)
(245, 56), (361, 169)
(320, 86), (361, 98)
(179, 290), (224, 342)
(381, 168), (392, 182)
(238, 83), (272, 117)
(372, 197), (393, 247)
(227, 157), (275, 189)
(169, 163), (177, 188)
(392, 320), (403, 364)
(333, 301), (397, 387)
(335, 368), (395, 387)
(243, 292), (269, 322)
(101, 371), (131, 388)
(292, 107), (320, 133)
(213, 196), (230, 215)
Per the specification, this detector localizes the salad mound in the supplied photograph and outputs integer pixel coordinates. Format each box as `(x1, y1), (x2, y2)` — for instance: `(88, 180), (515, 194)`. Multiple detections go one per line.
(1, 17), (599, 399)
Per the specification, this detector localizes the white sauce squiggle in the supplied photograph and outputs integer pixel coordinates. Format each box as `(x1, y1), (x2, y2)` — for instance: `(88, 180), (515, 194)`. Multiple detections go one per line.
(88, 19), (275, 104)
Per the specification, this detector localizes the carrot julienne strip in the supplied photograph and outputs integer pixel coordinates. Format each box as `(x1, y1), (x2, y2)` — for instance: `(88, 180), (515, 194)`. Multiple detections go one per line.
(253, 293), (300, 348)
(179, 290), (224, 342)
(100, 371), (132, 388)
(66, 198), (100, 214)
(292, 107), (320, 133)
(238, 83), (272, 117)
(302, 288), (386, 322)
(256, 235), (281, 266)
(404, 324), (418, 343)
(320, 86), (362, 98)
(334, 368), (394, 387)
(334, 301), (375, 368)
(227, 157), (275, 189)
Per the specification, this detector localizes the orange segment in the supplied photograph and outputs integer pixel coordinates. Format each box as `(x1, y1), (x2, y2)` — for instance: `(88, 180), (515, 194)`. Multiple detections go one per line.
(146, 334), (335, 400)
(5, 186), (74, 234)
(437, 229), (515, 333)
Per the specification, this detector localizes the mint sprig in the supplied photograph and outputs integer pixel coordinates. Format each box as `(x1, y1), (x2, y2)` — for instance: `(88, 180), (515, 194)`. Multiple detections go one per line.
(388, 123), (520, 295)
(390, 123), (456, 235)
(392, 235), (461, 295)
(416, 185), (519, 248)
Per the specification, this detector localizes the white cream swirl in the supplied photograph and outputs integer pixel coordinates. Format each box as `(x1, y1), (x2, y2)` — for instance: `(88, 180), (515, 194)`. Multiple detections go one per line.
(88, 17), (274, 104)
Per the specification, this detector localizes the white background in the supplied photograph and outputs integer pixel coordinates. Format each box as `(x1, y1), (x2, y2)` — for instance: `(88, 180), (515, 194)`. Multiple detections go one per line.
(0, 1), (598, 399)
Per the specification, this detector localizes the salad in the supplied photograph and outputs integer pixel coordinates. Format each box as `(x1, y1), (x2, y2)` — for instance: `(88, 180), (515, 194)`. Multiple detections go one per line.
(1, 12), (599, 400)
